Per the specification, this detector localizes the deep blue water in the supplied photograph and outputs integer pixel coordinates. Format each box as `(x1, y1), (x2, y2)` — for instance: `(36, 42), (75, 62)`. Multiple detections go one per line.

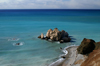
(0, 9), (100, 66)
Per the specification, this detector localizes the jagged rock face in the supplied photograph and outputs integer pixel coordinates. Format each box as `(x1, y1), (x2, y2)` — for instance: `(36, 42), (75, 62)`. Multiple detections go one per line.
(81, 49), (100, 66)
(53, 28), (59, 32)
(50, 31), (61, 41)
(41, 33), (44, 39)
(61, 30), (68, 38)
(77, 38), (95, 55)
(95, 42), (100, 50)
(38, 28), (71, 43)
(46, 29), (53, 38)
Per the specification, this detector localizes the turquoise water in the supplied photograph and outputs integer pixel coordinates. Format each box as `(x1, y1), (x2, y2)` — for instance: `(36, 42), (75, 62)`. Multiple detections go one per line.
(0, 9), (100, 66)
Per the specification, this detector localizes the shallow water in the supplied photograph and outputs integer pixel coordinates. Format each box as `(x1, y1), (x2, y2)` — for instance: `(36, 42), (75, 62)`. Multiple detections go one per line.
(0, 9), (100, 66)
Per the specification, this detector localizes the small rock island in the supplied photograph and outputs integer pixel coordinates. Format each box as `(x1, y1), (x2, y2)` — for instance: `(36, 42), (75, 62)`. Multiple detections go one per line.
(38, 28), (71, 43)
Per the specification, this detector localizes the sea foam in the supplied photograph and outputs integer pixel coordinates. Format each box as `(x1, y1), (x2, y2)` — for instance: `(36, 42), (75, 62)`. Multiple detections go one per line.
(8, 38), (20, 41)
(13, 42), (24, 46)
(49, 45), (78, 66)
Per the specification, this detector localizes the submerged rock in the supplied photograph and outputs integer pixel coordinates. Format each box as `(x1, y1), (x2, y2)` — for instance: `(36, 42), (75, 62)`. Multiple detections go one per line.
(16, 43), (20, 45)
(77, 38), (95, 55)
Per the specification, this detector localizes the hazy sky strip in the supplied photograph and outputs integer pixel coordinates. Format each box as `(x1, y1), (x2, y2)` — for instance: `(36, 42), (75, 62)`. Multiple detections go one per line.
(0, 0), (100, 9)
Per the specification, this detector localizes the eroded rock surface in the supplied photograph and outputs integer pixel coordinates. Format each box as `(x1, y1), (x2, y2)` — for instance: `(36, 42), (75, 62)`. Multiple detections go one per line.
(81, 49), (100, 66)
(38, 28), (71, 43)
(77, 38), (95, 55)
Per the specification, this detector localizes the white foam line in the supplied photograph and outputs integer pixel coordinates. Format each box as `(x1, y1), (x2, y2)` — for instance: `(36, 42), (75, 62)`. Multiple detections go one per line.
(8, 38), (20, 41)
(49, 45), (78, 66)
(13, 42), (24, 46)
(49, 58), (64, 66)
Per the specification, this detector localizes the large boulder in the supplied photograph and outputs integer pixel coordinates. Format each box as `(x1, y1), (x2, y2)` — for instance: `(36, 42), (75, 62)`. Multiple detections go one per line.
(94, 42), (100, 50)
(77, 38), (95, 55)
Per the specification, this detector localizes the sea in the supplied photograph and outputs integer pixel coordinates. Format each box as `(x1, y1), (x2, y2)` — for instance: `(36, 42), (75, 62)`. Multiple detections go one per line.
(0, 9), (100, 66)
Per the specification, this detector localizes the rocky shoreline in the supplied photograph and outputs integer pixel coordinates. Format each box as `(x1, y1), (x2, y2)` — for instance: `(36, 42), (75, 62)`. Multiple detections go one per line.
(49, 38), (100, 66)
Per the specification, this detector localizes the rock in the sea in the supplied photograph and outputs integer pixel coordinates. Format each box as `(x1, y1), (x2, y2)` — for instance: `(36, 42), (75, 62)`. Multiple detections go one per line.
(46, 29), (53, 38)
(60, 40), (64, 43)
(53, 28), (59, 32)
(38, 35), (41, 38)
(61, 30), (68, 38)
(50, 29), (61, 41)
(38, 28), (71, 43)
(94, 42), (100, 50)
(77, 38), (95, 55)
(41, 33), (44, 39)
(16, 43), (20, 45)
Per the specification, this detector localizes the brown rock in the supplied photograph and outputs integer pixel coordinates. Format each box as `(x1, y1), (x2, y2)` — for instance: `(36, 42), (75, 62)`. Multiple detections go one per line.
(38, 35), (41, 38)
(77, 38), (95, 55)
(46, 29), (53, 38)
(50, 31), (61, 41)
(95, 42), (100, 50)
(81, 49), (100, 66)
(53, 28), (59, 32)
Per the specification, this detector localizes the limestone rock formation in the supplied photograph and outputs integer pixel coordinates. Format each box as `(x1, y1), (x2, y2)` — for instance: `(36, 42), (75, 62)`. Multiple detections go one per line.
(46, 29), (53, 38)
(38, 28), (71, 43)
(77, 38), (95, 55)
